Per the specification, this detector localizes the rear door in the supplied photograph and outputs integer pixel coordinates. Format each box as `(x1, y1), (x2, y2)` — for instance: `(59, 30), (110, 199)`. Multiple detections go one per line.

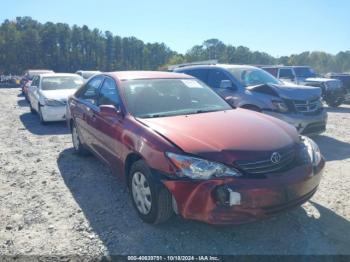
(91, 77), (124, 171)
(207, 68), (239, 106)
(182, 69), (209, 83)
(73, 76), (104, 149)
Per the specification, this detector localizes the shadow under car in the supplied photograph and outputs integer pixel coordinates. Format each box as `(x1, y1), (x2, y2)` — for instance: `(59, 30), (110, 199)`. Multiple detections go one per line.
(325, 106), (350, 114)
(17, 99), (29, 107)
(313, 135), (350, 161)
(57, 148), (350, 255)
(19, 112), (69, 135)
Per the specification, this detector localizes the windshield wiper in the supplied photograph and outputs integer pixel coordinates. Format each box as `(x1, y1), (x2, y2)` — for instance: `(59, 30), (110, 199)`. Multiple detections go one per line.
(188, 109), (221, 114)
(138, 113), (173, 118)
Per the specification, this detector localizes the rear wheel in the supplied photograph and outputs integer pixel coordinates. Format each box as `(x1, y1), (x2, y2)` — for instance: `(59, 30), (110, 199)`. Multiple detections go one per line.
(71, 122), (90, 155)
(129, 160), (173, 224)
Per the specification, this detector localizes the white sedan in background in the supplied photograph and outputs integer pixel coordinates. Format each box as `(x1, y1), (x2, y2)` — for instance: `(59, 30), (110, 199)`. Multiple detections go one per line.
(28, 73), (84, 124)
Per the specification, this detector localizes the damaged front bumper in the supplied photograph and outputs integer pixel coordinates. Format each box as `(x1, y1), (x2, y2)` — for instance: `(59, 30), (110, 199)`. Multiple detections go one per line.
(262, 109), (328, 136)
(162, 160), (324, 225)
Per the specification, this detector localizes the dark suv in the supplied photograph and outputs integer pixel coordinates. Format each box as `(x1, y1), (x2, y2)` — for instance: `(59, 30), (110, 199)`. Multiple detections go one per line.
(262, 66), (345, 107)
(175, 63), (327, 136)
(325, 73), (350, 102)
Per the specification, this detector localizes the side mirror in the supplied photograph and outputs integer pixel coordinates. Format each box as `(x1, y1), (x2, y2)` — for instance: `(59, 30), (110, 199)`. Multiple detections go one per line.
(99, 104), (122, 117)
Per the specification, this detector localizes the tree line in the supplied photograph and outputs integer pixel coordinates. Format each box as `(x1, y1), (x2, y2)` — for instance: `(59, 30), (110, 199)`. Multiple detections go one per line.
(0, 17), (349, 75)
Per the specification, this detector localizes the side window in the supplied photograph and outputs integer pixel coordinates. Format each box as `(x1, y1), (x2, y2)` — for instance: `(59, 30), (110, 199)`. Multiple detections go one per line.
(279, 69), (294, 79)
(78, 76), (103, 105)
(263, 68), (278, 77)
(98, 78), (120, 106)
(207, 69), (230, 88)
(31, 76), (39, 87)
(185, 69), (209, 83)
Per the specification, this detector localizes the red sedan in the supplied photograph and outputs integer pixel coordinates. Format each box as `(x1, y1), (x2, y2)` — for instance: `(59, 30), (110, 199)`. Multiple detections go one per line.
(67, 71), (324, 225)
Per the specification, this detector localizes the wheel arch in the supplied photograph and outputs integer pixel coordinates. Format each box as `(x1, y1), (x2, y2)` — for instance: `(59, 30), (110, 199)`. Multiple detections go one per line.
(124, 152), (145, 186)
(240, 104), (262, 112)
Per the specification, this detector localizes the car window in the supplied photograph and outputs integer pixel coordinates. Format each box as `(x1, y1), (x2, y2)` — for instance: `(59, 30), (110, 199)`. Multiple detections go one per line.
(279, 68), (294, 79)
(98, 77), (120, 106)
(228, 67), (281, 87)
(123, 78), (232, 118)
(41, 76), (84, 90)
(31, 76), (39, 87)
(293, 67), (316, 78)
(263, 68), (278, 77)
(207, 69), (230, 88)
(78, 76), (103, 105)
(184, 69), (209, 82)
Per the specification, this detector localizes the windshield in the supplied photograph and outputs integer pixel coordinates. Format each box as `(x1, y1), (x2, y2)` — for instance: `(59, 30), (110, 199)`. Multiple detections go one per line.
(122, 78), (232, 118)
(227, 68), (281, 87)
(41, 76), (84, 90)
(293, 67), (316, 78)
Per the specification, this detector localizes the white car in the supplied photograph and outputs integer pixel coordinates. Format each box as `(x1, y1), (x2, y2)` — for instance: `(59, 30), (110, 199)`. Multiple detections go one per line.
(28, 73), (84, 124)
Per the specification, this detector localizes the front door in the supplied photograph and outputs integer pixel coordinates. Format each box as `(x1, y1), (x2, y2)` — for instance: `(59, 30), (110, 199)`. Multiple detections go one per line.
(91, 77), (124, 173)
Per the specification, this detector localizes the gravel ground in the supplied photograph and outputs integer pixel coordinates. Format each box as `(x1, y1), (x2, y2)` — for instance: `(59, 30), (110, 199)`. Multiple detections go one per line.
(0, 87), (349, 256)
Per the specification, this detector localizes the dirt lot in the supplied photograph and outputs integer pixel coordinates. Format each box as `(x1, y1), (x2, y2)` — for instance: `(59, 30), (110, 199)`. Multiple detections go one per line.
(0, 87), (349, 256)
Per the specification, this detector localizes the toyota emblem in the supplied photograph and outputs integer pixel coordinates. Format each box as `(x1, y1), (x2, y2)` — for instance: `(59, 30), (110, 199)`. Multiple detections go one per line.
(271, 152), (281, 164)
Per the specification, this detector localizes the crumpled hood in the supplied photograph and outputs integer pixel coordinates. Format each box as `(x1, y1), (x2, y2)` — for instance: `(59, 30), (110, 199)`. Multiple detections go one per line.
(40, 89), (77, 101)
(270, 83), (321, 100)
(137, 109), (299, 156)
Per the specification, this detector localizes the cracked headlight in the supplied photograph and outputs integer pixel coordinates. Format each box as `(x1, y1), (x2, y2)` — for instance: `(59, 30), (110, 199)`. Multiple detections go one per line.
(301, 136), (322, 167)
(166, 152), (241, 180)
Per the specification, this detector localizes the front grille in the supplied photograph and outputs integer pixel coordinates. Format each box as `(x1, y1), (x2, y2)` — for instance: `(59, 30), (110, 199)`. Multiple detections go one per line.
(235, 148), (295, 175)
(293, 98), (320, 113)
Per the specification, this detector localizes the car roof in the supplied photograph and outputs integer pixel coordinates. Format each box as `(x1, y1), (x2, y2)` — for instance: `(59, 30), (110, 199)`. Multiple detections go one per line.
(106, 71), (193, 81)
(40, 73), (82, 78)
(27, 69), (54, 73)
(176, 64), (258, 70)
(261, 65), (311, 69)
(76, 70), (101, 73)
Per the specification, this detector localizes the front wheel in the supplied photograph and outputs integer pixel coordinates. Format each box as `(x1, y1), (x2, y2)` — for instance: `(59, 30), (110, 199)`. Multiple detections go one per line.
(326, 97), (343, 107)
(38, 105), (47, 125)
(29, 101), (35, 114)
(129, 160), (173, 224)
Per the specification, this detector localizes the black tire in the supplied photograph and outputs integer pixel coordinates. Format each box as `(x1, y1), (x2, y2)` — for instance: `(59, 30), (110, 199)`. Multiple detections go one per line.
(129, 160), (173, 224)
(38, 105), (47, 125)
(29, 102), (35, 114)
(241, 105), (261, 112)
(71, 122), (90, 156)
(326, 98), (343, 108)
